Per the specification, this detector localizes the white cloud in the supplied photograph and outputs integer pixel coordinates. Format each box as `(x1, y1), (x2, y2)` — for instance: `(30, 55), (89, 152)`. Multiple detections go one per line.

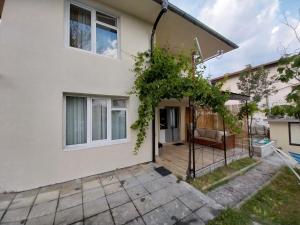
(184, 0), (300, 77)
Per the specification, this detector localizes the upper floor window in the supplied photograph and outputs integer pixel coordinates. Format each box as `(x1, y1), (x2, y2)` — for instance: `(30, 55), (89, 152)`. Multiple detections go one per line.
(67, 2), (119, 58)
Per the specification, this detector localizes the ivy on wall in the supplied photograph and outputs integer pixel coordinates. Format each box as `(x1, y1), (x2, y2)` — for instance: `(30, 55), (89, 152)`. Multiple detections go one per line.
(130, 47), (241, 153)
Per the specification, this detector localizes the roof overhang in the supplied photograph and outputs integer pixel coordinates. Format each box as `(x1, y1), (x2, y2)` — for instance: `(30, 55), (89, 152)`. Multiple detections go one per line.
(98, 0), (238, 59)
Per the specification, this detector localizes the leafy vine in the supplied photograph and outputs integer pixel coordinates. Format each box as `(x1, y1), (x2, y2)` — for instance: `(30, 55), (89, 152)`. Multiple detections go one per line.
(130, 47), (241, 153)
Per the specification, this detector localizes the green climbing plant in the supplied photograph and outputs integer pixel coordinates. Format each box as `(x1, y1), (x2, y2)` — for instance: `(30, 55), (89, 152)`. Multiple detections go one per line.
(130, 47), (241, 153)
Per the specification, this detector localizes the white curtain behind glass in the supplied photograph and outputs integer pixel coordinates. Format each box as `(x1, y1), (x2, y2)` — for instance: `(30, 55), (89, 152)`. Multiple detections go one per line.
(66, 96), (87, 145)
(92, 99), (107, 140)
(112, 110), (126, 140)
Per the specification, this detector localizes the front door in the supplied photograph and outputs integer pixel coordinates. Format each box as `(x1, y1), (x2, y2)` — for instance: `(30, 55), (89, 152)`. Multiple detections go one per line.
(165, 107), (180, 142)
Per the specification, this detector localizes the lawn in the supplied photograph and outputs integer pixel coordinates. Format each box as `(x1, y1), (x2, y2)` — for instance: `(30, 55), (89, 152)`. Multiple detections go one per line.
(208, 167), (300, 225)
(189, 157), (257, 192)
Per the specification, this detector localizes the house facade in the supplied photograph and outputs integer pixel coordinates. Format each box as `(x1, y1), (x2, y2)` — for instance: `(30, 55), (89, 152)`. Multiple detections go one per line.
(0, 0), (236, 192)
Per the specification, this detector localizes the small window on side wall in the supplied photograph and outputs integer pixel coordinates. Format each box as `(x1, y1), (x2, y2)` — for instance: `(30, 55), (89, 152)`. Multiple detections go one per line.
(289, 122), (300, 146)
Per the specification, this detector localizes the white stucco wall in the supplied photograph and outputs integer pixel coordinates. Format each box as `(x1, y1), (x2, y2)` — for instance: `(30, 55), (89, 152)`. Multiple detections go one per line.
(0, 0), (153, 192)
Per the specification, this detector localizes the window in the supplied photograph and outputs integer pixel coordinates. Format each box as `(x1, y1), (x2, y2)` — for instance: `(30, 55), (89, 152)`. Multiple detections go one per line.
(67, 2), (118, 58)
(65, 96), (127, 149)
(289, 122), (300, 146)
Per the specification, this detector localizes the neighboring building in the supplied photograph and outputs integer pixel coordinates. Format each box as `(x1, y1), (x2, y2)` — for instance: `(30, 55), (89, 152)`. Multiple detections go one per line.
(211, 59), (300, 133)
(211, 59), (300, 110)
(0, 0), (237, 191)
(269, 119), (300, 154)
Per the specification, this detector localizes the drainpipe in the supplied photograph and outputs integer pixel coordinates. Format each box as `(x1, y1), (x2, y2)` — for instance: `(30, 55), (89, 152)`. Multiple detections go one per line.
(151, 0), (168, 162)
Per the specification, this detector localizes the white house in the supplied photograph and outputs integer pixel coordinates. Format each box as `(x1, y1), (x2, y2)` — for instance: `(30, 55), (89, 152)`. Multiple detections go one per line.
(0, 0), (237, 192)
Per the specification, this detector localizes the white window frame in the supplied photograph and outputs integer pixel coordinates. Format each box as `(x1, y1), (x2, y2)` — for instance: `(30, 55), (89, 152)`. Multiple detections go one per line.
(63, 95), (129, 151)
(65, 0), (120, 59)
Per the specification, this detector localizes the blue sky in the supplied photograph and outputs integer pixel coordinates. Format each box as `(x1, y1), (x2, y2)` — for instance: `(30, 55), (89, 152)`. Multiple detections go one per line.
(169, 0), (300, 78)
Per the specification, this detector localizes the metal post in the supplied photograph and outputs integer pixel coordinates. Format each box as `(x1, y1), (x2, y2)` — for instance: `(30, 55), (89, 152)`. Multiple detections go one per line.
(222, 116), (227, 166)
(187, 98), (192, 178)
(192, 103), (196, 178)
(245, 101), (251, 158)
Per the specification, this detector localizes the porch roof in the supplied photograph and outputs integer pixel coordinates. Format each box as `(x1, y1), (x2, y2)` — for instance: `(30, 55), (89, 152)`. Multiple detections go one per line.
(98, 0), (238, 59)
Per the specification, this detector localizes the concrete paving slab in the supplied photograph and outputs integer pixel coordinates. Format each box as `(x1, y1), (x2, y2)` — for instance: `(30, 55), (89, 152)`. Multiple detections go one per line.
(84, 210), (114, 225)
(54, 205), (83, 225)
(1, 206), (30, 223)
(150, 189), (175, 207)
(121, 177), (140, 189)
(82, 180), (101, 191)
(162, 199), (192, 223)
(82, 187), (105, 203)
(142, 207), (173, 225)
(195, 206), (219, 223)
(178, 192), (205, 211)
(100, 174), (119, 186)
(35, 191), (59, 205)
(9, 196), (35, 210)
(104, 182), (124, 195)
(107, 190), (130, 209)
(112, 202), (139, 225)
(83, 196), (108, 218)
(127, 185), (148, 200)
(177, 213), (205, 225)
(57, 193), (82, 211)
(126, 217), (145, 225)
(132, 195), (156, 215)
(28, 200), (57, 219)
(25, 213), (55, 225)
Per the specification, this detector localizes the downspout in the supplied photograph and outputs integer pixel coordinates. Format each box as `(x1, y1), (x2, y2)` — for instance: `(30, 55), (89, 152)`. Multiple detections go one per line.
(151, 0), (168, 162)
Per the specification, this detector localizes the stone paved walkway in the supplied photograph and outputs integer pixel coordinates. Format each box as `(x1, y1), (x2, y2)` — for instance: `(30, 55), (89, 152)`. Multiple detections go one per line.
(0, 163), (223, 225)
(207, 154), (284, 208)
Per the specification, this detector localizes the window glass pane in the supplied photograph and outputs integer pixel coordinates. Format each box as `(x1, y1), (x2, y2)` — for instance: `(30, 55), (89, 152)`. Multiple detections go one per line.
(92, 99), (107, 141)
(112, 110), (126, 140)
(66, 96), (87, 145)
(112, 99), (126, 108)
(96, 11), (117, 27)
(96, 24), (118, 58)
(290, 123), (300, 145)
(70, 4), (91, 51)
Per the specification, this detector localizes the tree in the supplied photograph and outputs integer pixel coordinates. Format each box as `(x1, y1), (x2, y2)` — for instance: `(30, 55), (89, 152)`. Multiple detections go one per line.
(275, 11), (300, 119)
(277, 54), (300, 118)
(237, 65), (277, 107)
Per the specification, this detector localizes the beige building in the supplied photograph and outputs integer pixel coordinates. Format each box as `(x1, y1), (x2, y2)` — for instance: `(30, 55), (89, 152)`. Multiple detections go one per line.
(269, 119), (300, 154)
(0, 0), (237, 192)
(211, 59), (300, 109)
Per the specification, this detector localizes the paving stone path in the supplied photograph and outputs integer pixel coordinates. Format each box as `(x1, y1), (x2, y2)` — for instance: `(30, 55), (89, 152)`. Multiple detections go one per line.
(207, 154), (284, 208)
(0, 155), (283, 225)
(0, 163), (223, 225)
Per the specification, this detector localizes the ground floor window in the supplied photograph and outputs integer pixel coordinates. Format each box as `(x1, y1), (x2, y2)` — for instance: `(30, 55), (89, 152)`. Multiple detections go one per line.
(289, 122), (300, 146)
(65, 95), (127, 149)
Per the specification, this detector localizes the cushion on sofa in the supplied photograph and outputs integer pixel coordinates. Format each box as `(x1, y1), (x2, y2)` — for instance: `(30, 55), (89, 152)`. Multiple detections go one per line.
(198, 137), (216, 142)
(197, 128), (206, 137)
(194, 130), (199, 138)
(216, 131), (223, 143)
(206, 130), (217, 140)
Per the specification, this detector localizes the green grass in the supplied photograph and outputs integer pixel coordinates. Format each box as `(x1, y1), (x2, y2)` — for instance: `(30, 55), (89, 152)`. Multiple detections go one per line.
(207, 209), (251, 225)
(189, 157), (257, 192)
(207, 167), (300, 225)
(241, 167), (300, 225)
